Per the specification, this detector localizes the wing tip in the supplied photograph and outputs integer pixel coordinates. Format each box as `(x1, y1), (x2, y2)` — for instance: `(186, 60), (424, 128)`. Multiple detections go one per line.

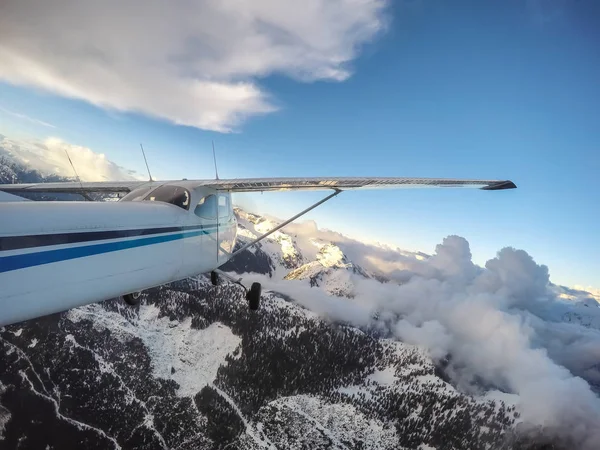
(481, 180), (517, 191)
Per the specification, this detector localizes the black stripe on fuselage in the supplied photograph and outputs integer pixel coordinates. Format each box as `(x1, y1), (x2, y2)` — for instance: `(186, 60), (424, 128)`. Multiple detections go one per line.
(0, 224), (218, 252)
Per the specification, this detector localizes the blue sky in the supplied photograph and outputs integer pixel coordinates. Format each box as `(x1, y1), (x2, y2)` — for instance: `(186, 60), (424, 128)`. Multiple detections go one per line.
(0, 0), (598, 288)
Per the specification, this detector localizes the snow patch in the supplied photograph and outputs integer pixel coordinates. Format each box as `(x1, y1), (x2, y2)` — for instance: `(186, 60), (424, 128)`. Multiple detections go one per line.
(368, 366), (397, 386)
(146, 319), (240, 397)
(28, 338), (38, 348)
(67, 303), (240, 397)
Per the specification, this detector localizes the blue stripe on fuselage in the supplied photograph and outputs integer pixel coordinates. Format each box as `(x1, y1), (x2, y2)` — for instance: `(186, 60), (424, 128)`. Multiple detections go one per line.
(0, 224), (215, 251)
(0, 228), (216, 274)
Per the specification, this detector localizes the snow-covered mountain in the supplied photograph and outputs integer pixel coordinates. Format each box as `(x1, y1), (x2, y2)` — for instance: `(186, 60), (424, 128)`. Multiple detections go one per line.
(0, 281), (523, 450)
(1, 160), (600, 449)
(234, 208), (376, 298)
(284, 242), (372, 297)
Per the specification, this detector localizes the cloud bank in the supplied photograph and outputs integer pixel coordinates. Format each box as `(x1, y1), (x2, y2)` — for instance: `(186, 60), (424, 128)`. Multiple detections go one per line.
(245, 221), (600, 448)
(0, 0), (388, 132)
(0, 134), (143, 181)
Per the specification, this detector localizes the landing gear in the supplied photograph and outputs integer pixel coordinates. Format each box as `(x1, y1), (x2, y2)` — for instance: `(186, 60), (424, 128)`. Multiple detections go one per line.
(211, 270), (261, 311)
(210, 271), (219, 286)
(123, 292), (142, 306)
(246, 282), (261, 311)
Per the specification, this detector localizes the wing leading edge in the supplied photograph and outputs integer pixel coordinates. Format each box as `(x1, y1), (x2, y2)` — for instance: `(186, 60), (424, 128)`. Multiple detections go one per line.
(0, 177), (516, 196)
(0, 180), (150, 194)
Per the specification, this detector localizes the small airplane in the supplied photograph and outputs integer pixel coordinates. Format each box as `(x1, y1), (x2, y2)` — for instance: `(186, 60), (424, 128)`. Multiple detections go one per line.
(0, 176), (516, 327)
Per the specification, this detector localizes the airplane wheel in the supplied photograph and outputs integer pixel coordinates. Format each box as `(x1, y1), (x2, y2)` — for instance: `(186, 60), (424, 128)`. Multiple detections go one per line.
(210, 271), (219, 286)
(123, 292), (142, 306)
(246, 282), (261, 311)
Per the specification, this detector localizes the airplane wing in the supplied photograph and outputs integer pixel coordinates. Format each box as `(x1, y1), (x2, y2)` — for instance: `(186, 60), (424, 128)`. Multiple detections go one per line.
(0, 177), (516, 197)
(200, 177), (517, 192)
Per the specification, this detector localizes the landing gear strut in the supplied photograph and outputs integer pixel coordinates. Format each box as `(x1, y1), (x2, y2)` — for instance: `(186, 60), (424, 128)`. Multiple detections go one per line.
(211, 270), (261, 311)
(123, 292), (142, 306)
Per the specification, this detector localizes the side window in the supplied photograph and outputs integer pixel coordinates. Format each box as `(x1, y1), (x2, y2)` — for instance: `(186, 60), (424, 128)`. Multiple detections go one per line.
(144, 185), (191, 210)
(218, 195), (229, 218)
(195, 195), (217, 219)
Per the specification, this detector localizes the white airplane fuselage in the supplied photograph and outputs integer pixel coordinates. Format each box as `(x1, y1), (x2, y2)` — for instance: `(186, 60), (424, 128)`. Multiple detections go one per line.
(0, 186), (236, 326)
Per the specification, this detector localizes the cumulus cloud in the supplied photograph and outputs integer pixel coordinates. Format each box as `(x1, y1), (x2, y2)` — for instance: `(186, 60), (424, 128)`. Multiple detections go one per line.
(0, 134), (143, 181)
(243, 221), (600, 448)
(0, 0), (388, 132)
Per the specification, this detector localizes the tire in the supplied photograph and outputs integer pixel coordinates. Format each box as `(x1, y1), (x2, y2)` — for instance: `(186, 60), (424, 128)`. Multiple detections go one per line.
(246, 282), (261, 311)
(210, 271), (219, 286)
(123, 292), (142, 306)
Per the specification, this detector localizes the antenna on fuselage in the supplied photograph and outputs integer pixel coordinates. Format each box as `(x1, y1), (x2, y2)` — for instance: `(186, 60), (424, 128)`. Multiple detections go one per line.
(212, 140), (220, 180)
(64, 149), (90, 200)
(64, 149), (81, 185)
(140, 143), (153, 182)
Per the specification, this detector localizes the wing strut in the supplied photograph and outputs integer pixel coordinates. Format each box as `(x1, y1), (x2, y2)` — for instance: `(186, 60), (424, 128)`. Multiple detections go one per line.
(218, 189), (341, 268)
(211, 189), (341, 306)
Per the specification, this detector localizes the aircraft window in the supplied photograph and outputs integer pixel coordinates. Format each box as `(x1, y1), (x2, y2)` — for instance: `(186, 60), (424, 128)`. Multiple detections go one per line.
(143, 185), (191, 210)
(218, 195), (229, 218)
(195, 195), (217, 219)
(120, 186), (155, 202)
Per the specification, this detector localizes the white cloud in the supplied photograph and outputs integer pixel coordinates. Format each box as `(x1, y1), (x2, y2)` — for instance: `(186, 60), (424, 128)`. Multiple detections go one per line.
(574, 285), (600, 302)
(0, 134), (143, 181)
(240, 216), (600, 448)
(0, 0), (388, 132)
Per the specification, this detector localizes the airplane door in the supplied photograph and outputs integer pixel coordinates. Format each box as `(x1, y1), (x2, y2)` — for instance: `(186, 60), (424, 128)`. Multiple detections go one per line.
(192, 193), (219, 271)
(191, 193), (235, 271)
(217, 194), (235, 264)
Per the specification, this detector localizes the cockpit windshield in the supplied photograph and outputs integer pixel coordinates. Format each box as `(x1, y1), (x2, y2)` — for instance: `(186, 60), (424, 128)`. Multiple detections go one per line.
(142, 185), (191, 210)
